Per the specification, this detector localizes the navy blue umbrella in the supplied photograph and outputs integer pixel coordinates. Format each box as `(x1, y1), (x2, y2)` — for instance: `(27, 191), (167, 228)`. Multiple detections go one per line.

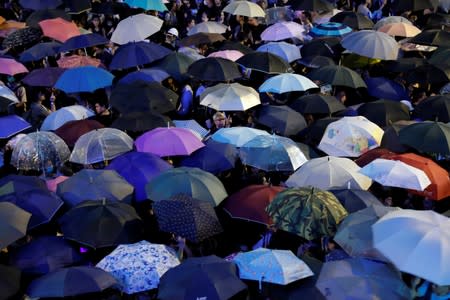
(0, 115), (31, 139)
(22, 67), (65, 87)
(58, 33), (109, 53)
(27, 266), (117, 298)
(19, 0), (62, 10)
(25, 9), (71, 27)
(9, 236), (83, 275)
(109, 41), (171, 70)
(365, 77), (410, 101)
(181, 140), (237, 174)
(118, 68), (170, 84)
(19, 41), (62, 62)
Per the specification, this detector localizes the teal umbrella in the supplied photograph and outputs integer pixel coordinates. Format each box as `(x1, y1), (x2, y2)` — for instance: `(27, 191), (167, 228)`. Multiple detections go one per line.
(124, 0), (168, 11)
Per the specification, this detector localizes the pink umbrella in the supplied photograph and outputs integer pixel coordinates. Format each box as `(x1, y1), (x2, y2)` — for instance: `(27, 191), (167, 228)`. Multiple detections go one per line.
(261, 21), (304, 41)
(135, 127), (205, 157)
(0, 58), (28, 76)
(208, 50), (244, 62)
(57, 55), (102, 68)
(39, 18), (80, 42)
(46, 176), (69, 193)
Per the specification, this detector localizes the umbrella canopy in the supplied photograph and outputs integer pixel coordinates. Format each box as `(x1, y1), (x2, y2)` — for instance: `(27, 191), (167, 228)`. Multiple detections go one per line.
(392, 0), (436, 12)
(19, 0), (62, 10)
(381, 57), (426, 73)
(135, 127), (204, 157)
(300, 37), (342, 59)
(298, 55), (336, 68)
(56, 169), (134, 207)
(222, 0), (265, 17)
(173, 119), (209, 139)
(25, 9), (71, 27)
(429, 48), (450, 66)
(289, 94), (345, 115)
(22, 67), (65, 87)
(364, 76), (410, 101)
(187, 57), (242, 82)
(111, 13), (163, 45)
(154, 52), (195, 82)
(0, 57), (28, 76)
(234, 248), (314, 285)
(257, 42), (301, 63)
(408, 29), (450, 47)
(237, 52), (292, 74)
(266, 187), (348, 240)
(307, 65), (367, 89)
(259, 73), (318, 94)
(109, 41), (171, 70)
(38, 17), (79, 42)
(119, 68), (170, 85)
(59, 200), (143, 249)
(0, 115), (31, 139)
(200, 82), (260, 111)
(405, 64), (450, 85)
(208, 50), (244, 61)
(373, 209), (450, 286)
(10, 131), (70, 171)
(373, 15), (412, 30)
(27, 266), (117, 298)
(359, 158), (431, 191)
(41, 105), (95, 131)
(298, 117), (342, 146)
(357, 99), (410, 128)
(112, 111), (172, 133)
(179, 32), (226, 47)
(0, 265), (21, 300)
(0, 202), (30, 249)
(316, 257), (412, 300)
(69, 128), (134, 165)
(286, 156), (372, 190)
(239, 134), (308, 172)
(256, 105), (307, 136)
(310, 22), (352, 38)
(124, 0), (168, 11)
(290, 0), (333, 11)
(188, 21), (227, 35)
(0, 85), (19, 102)
(96, 241), (180, 293)
(378, 22), (421, 38)
(223, 184), (285, 225)
(54, 119), (104, 147)
(261, 22), (304, 42)
(318, 116), (384, 157)
(415, 95), (450, 123)
(398, 121), (450, 156)
(54, 66), (114, 93)
(146, 167), (228, 206)
(106, 151), (173, 202)
(211, 127), (270, 147)
(153, 194), (223, 243)
(380, 120), (416, 153)
(9, 235), (83, 275)
(57, 54), (102, 68)
(19, 41), (61, 62)
(110, 81), (178, 114)
(341, 30), (399, 60)
(158, 255), (247, 300)
(330, 189), (383, 214)
(330, 11), (373, 30)
(58, 33), (109, 52)
(334, 205), (397, 262)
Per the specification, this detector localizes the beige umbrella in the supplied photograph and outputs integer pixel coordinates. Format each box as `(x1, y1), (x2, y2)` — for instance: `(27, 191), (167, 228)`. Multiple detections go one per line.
(111, 13), (163, 45)
(378, 22), (421, 38)
(222, 0), (265, 18)
(200, 82), (260, 111)
(187, 21), (227, 36)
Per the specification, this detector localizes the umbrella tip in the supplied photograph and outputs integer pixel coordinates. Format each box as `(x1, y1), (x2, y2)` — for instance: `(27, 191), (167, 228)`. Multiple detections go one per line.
(102, 198), (106, 205)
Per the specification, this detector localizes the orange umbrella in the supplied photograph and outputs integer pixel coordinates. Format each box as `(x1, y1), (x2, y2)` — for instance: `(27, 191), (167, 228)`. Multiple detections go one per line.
(0, 16), (5, 25)
(389, 153), (450, 201)
(57, 55), (101, 68)
(0, 20), (26, 30)
(378, 23), (421, 38)
(39, 18), (80, 42)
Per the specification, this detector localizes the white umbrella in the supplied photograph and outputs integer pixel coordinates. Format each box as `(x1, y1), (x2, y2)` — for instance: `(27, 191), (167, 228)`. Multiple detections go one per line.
(286, 156), (372, 190)
(222, 0), (265, 17)
(341, 30), (399, 61)
(257, 42), (301, 63)
(111, 14), (163, 45)
(259, 73), (318, 93)
(359, 158), (431, 191)
(318, 116), (384, 158)
(188, 21), (227, 36)
(373, 16), (412, 30)
(260, 21), (304, 42)
(40, 105), (94, 131)
(0, 84), (19, 102)
(373, 209), (450, 286)
(200, 83), (260, 111)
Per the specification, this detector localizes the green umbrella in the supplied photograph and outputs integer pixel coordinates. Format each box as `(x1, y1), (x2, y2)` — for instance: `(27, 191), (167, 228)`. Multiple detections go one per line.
(266, 187), (348, 240)
(398, 121), (450, 156)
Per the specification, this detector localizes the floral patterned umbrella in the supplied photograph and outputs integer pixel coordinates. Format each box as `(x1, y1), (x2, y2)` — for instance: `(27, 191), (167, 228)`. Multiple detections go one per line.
(96, 240), (180, 294)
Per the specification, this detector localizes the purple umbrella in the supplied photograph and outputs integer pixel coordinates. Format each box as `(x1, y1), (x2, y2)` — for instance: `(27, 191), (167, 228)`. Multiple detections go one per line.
(365, 76), (410, 101)
(0, 115), (31, 139)
(106, 151), (173, 202)
(22, 67), (65, 87)
(135, 127), (205, 157)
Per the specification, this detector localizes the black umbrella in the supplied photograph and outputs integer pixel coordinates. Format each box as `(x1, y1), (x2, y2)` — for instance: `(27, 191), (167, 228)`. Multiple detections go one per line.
(58, 200), (143, 248)
(63, 0), (92, 14)
(0, 202), (30, 250)
(236, 52), (292, 74)
(0, 265), (21, 300)
(111, 111), (173, 132)
(0, 96), (16, 114)
(27, 266), (117, 298)
(179, 32), (226, 47)
(405, 64), (450, 85)
(19, 0), (63, 10)
(290, 0), (333, 11)
(330, 12), (374, 30)
(91, 1), (129, 15)
(109, 41), (172, 70)
(357, 99), (411, 128)
(380, 120), (417, 153)
(25, 9), (71, 27)
(158, 255), (247, 300)
(297, 117), (340, 146)
(428, 48), (450, 66)
(307, 65), (367, 89)
(9, 235), (83, 275)
(187, 57), (242, 82)
(408, 29), (450, 47)
(1, 27), (42, 49)
(154, 52), (195, 82)
(392, 0), (435, 12)
(381, 57), (427, 73)
(329, 189), (383, 214)
(218, 40), (254, 54)
(256, 105), (307, 136)
(423, 13), (450, 30)
(58, 33), (109, 52)
(398, 121), (450, 155)
(21, 67), (65, 87)
(415, 95), (450, 123)
(110, 81), (178, 114)
(289, 94), (346, 115)
(19, 41), (61, 62)
(300, 37), (342, 58)
(298, 55), (336, 68)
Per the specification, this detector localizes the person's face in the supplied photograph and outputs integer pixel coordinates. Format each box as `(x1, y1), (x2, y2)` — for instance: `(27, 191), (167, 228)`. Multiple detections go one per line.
(38, 92), (45, 101)
(92, 18), (100, 26)
(95, 103), (106, 114)
(214, 0), (221, 7)
(201, 12), (209, 22)
(188, 19), (195, 28)
(247, 17), (258, 26)
(214, 117), (226, 128)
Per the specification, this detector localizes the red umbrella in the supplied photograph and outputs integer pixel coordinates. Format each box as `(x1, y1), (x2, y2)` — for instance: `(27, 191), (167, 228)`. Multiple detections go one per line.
(39, 18), (80, 42)
(57, 55), (102, 68)
(0, 58), (28, 76)
(222, 184), (285, 225)
(54, 119), (104, 147)
(388, 153), (450, 201)
(354, 148), (397, 167)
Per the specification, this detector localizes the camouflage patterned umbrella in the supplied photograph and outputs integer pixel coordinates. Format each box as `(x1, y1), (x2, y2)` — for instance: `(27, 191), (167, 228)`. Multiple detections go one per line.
(266, 187), (348, 240)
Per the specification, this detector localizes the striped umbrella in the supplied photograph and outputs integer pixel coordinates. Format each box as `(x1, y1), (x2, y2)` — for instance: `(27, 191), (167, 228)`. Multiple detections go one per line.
(310, 22), (352, 38)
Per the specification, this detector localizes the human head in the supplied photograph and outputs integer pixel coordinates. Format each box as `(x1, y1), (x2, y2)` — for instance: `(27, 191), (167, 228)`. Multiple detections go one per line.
(94, 101), (108, 115)
(213, 111), (227, 128)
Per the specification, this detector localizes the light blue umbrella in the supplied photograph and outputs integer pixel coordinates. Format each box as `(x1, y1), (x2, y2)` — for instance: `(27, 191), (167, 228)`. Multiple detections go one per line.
(124, 0), (168, 11)
(259, 73), (318, 94)
(40, 105), (95, 131)
(233, 248), (314, 285)
(239, 134), (308, 172)
(211, 127), (270, 147)
(257, 42), (301, 63)
(54, 66), (114, 94)
(310, 22), (352, 38)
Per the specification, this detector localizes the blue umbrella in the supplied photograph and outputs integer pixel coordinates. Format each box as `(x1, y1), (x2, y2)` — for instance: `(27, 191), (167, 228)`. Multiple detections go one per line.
(211, 127), (270, 147)
(124, 0), (168, 11)
(0, 115), (31, 139)
(22, 67), (65, 87)
(365, 76), (410, 101)
(106, 151), (173, 202)
(310, 22), (352, 38)
(58, 33), (110, 53)
(109, 41), (171, 70)
(19, 0), (62, 10)
(55, 66), (114, 93)
(118, 68), (170, 85)
(257, 42), (301, 63)
(19, 42), (62, 62)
